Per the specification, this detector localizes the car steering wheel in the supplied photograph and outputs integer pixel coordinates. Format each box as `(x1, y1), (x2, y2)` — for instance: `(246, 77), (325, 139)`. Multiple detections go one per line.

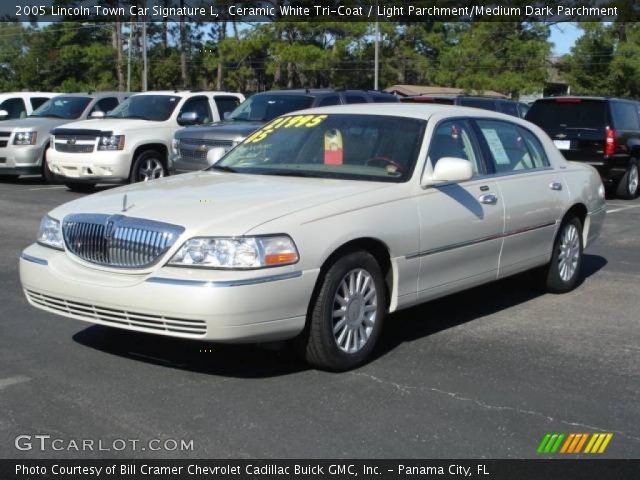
(366, 156), (404, 172)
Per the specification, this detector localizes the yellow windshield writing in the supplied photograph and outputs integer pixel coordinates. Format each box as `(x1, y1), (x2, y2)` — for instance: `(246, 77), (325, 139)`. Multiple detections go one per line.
(244, 114), (328, 144)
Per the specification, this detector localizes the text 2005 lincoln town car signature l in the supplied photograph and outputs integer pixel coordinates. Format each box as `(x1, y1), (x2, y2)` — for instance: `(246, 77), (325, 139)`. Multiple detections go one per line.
(19, 104), (606, 370)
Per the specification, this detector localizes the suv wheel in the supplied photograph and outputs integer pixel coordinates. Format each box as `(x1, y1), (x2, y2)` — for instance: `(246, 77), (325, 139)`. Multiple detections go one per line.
(616, 159), (639, 199)
(539, 215), (584, 293)
(42, 149), (57, 184)
(130, 150), (166, 183)
(296, 250), (386, 371)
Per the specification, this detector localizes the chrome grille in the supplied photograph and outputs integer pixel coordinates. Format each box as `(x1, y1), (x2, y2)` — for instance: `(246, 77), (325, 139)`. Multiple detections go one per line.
(25, 289), (207, 337)
(178, 146), (207, 162)
(180, 138), (234, 147)
(62, 213), (185, 268)
(179, 139), (233, 163)
(55, 143), (94, 153)
(0, 141), (7, 148)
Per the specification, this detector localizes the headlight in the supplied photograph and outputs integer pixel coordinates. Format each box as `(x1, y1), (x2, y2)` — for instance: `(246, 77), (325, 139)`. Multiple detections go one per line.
(171, 138), (180, 155)
(37, 215), (64, 250)
(13, 131), (37, 145)
(168, 235), (299, 269)
(97, 135), (125, 151)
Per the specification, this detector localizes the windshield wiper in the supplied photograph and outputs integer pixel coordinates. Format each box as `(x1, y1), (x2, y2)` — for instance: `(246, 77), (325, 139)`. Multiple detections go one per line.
(209, 164), (237, 173)
(33, 113), (66, 119)
(258, 170), (315, 178)
(106, 114), (150, 120)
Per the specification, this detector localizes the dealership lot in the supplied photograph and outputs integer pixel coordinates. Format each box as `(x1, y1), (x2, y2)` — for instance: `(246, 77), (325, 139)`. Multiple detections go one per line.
(0, 177), (639, 458)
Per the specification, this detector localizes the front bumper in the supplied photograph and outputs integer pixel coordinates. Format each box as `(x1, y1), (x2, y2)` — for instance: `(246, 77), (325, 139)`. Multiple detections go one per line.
(0, 144), (44, 175)
(170, 153), (209, 174)
(20, 243), (318, 342)
(48, 149), (132, 182)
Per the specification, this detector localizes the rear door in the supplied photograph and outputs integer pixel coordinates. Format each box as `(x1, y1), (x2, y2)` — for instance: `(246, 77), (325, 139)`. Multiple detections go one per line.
(525, 98), (608, 164)
(473, 118), (567, 276)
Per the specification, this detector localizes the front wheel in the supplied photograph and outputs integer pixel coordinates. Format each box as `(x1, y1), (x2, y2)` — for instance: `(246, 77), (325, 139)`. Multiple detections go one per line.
(616, 159), (639, 199)
(540, 216), (584, 293)
(296, 250), (386, 371)
(130, 150), (167, 183)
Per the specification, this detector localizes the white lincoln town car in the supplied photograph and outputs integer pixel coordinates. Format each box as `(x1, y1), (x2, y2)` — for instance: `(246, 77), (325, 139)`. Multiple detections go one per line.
(19, 104), (606, 370)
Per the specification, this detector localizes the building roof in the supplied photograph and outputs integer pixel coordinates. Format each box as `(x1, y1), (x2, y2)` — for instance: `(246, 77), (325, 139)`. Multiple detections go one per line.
(385, 84), (508, 98)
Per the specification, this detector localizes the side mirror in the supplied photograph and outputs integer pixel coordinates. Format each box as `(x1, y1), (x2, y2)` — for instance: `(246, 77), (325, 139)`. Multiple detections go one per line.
(90, 110), (105, 118)
(178, 111), (199, 126)
(207, 147), (228, 165)
(223, 111), (231, 120)
(423, 157), (473, 186)
(0, 110), (8, 119)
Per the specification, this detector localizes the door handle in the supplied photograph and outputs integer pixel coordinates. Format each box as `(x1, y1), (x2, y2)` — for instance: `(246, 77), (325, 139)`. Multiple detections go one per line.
(478, 193), (498, 205)
(550, 182), (563, 191)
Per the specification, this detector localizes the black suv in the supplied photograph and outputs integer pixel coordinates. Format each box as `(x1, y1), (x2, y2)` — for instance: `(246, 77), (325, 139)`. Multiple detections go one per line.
(172, 89), (398, 173)
(400, 95), (530, 118)
(526, 97), (640, 199)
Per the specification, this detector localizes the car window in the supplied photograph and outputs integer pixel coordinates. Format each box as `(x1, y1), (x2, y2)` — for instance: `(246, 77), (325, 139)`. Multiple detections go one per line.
(458, 97), (497, 111)
(317, 95), (341, 107)
(228, 94), (314, 122)
(344, 94), (367, 104)
(611, 102), (640, 130)
(371, 94), (397, 103)
(91, 97), (119, 115)
(107, 95), (180, 121)
(476, 119), (540, 173)
(179, 96), (212, 124)
(214, 96), (241, 119)
(526, 99), (607, 132)
(30, 97), (50, 110)
(518, 127), (550, 168)
(518, 103), (530, 118)
(428, 120), (483, 175)
(499, 101), (519, 117)
(0, 98), (27, 119)
(30, 96), (92, 119)
(217, 114), (426, 183)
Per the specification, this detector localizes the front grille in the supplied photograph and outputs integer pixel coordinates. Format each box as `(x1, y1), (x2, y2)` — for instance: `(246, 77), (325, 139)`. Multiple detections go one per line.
(54, 134), (97, 142)
(55, 143), (94, 153)
(179, 139), (233, 163)
(62, 213), (185, 268)
(180, 138), (234, 147)
(0, 131), (10, 138)
(0, 141), (7, 148)
(179, 146), (207, 162)
(26, 289), (207, 337)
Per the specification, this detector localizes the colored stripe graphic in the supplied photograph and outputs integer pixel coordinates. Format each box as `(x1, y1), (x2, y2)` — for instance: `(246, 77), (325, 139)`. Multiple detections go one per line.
(538, 433), (613, 454)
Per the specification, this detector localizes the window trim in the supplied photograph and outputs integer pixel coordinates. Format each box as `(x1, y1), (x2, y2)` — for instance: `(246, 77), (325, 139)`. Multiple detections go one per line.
(179, 95), (213, 124)
(470, 117), (555, 177)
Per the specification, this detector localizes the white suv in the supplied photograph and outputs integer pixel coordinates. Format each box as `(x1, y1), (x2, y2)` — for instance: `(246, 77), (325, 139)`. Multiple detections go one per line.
(0, 92), (58, 121)
(47, 90), (244, 192)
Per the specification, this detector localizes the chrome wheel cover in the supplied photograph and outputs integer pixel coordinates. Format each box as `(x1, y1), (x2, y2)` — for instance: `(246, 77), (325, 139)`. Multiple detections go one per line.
(332, 268), (377, 354)
(558, 223), (580, 282)
(628, 164), (639, 196)
(138, 158), (164, 182)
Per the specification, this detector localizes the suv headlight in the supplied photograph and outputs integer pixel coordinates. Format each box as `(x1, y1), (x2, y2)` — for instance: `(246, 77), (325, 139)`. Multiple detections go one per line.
(98, 135), (125, 151)
(168, 235), (299, 269)
(171, 138), (180, 155)
(37, 215), (64, 250)
(13, 131), (37, 145)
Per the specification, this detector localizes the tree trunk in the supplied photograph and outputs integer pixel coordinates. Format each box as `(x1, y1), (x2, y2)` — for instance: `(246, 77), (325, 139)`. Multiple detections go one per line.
(113, 22), (124, 91)
(179, 0), (188, 88)
(216, 22), (226, 90)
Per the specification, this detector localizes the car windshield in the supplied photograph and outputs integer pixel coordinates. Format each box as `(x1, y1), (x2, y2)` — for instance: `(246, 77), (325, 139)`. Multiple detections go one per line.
(30, 96), (92, 119)
(526, 100), (607, 131)
(212, 114), (426, 183)
(106, 95), (180, 121)
(227, 94), (314, 122)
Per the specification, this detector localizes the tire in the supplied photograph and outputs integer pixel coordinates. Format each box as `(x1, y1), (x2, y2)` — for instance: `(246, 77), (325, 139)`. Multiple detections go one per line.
(615, 159), (639, 199)
(296, 250), (387, 371)
(130, 150), (167, 184)
(65, 182), (96, 193)
(42, 150), (57, 184)
(0, 174), (19, 182)
(540, 216), (584, 293)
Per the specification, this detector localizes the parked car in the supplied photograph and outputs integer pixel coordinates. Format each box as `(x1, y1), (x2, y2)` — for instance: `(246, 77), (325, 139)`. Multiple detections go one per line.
(0, 92), (58, 121)
(47, 90), (244, 192)
(0, 92), (129, 181)
(19, 104), (605, 370)
(170, 89), (398, 173)
(400, 95), (530, 118)
(526, 96), (640, 199)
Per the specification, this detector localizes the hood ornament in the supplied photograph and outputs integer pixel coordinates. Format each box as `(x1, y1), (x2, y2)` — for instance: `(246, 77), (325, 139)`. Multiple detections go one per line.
(122, 194), (134, 212)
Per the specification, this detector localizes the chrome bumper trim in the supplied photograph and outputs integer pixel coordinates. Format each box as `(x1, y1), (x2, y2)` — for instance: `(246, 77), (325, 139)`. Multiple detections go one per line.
(145, 271), (303, 287)
(20, 252), (48, 266)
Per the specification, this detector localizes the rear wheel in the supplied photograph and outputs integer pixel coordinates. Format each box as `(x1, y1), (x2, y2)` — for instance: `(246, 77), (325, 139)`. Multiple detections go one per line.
(296, 250), (386, 371)
(540, 216), (584, 293)
(130, 150), (166, 183)
(616, 159), (639, 199)
(64, 182), (96, 193)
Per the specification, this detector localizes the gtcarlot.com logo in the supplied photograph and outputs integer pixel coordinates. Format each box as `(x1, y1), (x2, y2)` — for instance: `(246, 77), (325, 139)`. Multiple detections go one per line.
(537, 432), (613, 454)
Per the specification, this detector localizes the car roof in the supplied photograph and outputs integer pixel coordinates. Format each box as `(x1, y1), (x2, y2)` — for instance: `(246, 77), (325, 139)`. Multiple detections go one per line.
(534, 96), (638, 103)
(0, 92), (57, 97)
(253, 89), (335, 96)
(131, 90), (240, 97)
(294, 103), (521, 120)
(53, 92), (126, 98)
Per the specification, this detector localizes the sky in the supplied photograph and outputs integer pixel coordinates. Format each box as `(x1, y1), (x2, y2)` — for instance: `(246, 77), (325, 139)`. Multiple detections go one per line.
(550, 23), (583, 56)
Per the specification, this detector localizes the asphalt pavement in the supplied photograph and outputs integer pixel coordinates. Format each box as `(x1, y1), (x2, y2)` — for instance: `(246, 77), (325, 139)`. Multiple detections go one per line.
(0, 177), (639, 459)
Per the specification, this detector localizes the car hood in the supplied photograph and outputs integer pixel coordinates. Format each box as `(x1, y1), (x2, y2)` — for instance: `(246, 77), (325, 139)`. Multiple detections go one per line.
(175, 121), (265, 140)
(52, 118), (156, 133)
(49, 171), (390, 237)
(0, 117), (73, 132)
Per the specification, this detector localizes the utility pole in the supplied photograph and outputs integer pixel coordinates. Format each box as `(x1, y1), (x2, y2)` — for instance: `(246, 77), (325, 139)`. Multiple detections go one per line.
(142, 20), (148, 91)
(374, 2), (379, 90)
(127, 21), (132, 92)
